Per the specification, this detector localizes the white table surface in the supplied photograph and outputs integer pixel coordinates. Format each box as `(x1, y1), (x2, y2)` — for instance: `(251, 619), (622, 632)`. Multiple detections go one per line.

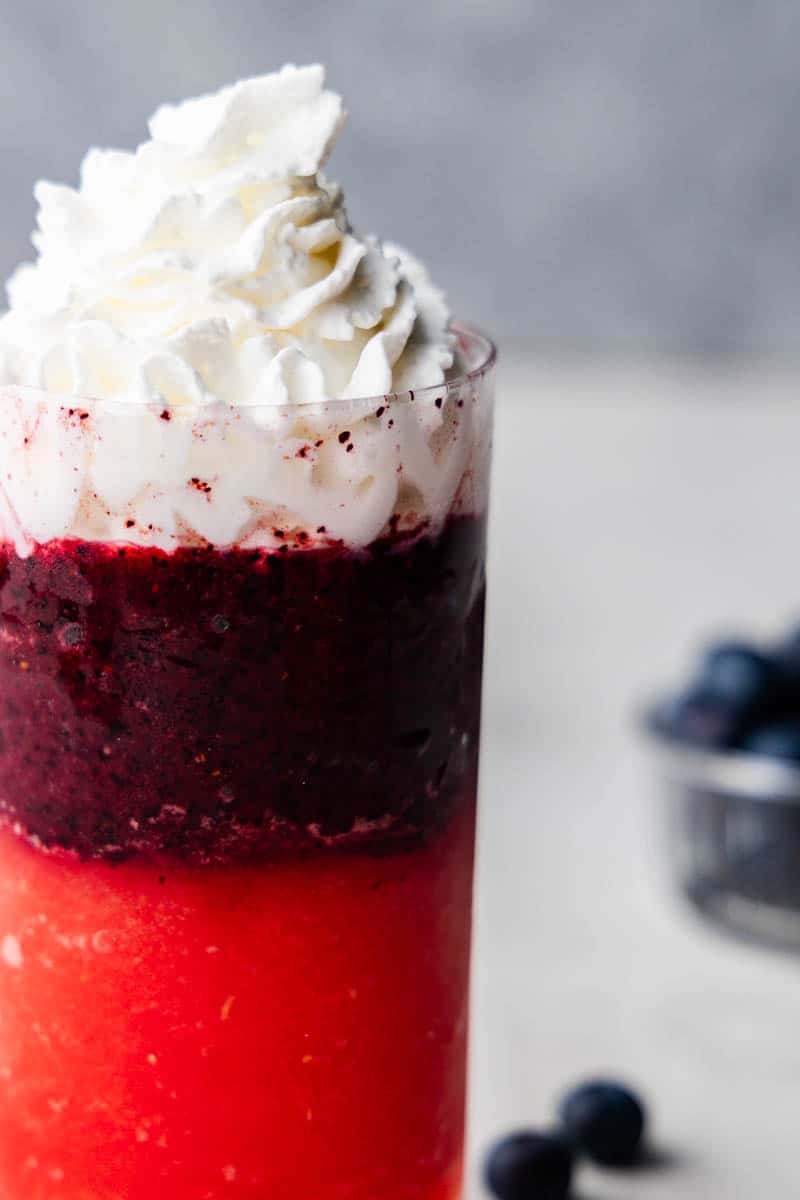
(468, 351), (800, 1199)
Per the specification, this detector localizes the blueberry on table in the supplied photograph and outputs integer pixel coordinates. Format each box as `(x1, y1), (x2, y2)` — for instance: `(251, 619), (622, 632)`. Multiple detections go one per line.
(559, 1080), (645, 1166)
(698, 641), (777, 712)
(742, 720), (800, 764)
(484, 1130), (574, 1200)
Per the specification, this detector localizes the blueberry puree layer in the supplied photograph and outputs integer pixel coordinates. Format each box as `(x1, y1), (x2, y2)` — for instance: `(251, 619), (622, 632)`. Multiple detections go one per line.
(0, 518), (486, 862)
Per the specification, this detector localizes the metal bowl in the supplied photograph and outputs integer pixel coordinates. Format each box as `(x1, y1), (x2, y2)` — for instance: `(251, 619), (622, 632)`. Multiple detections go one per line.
(645, 710), (800, 951)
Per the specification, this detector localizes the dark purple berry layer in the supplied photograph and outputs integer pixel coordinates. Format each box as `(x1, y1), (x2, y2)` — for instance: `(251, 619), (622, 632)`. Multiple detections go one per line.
(0, 518), (485, 862)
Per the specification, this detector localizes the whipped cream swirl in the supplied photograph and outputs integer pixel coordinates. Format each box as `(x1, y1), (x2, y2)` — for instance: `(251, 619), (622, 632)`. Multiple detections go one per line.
(0, 66), (489, 552)
(0, 65), (454, 407)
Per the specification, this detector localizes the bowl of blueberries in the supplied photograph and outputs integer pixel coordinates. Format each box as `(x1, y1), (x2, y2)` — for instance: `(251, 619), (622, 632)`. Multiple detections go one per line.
(646, 624), (800, 950)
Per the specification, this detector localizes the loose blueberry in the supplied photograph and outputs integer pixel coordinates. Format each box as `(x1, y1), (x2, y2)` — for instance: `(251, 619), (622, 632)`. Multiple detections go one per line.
(559, 1080), (645, 1166)
(484, 1131), (574, 1200)
(658, 687), (743, 748)
(742, 719), (800, 764)
(697, 640), (777, 712)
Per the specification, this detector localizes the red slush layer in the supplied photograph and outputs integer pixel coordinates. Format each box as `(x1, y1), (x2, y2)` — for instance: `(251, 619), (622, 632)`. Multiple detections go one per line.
(0, 795), (475, 1199)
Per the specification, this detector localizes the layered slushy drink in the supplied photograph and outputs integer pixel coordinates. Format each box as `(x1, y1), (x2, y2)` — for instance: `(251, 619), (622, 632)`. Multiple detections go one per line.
(0, 66), (495, 1199)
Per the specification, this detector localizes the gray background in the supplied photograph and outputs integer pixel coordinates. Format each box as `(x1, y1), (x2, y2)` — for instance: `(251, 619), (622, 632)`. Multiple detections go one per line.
(2, 0), (800, 352)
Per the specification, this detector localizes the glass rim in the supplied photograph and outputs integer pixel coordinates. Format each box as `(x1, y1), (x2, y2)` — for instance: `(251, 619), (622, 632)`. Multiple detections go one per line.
(0, 321), (496, 417)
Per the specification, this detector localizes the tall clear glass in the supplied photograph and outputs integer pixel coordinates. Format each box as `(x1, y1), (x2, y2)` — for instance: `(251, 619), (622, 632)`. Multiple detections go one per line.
(0, 326), (494, 1200)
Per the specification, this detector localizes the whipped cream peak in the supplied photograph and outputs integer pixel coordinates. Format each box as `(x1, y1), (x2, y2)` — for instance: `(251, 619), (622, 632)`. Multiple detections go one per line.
(148, 65), (345, 177)
(0, 65), (491, 553)
(0, 63), (456, 408)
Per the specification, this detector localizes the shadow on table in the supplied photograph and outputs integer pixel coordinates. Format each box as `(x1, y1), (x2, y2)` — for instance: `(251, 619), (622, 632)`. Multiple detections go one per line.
(573, 1144), (686, 1198)
(631, 1145), (684, 1172)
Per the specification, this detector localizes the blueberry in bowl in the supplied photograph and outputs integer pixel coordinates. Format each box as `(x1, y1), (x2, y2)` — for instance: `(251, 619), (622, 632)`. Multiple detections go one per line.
(742, 720), (800, 763)
(651, 638), (785, 750)
(645, 627), (800, 951)
(699, 641), (778, 707)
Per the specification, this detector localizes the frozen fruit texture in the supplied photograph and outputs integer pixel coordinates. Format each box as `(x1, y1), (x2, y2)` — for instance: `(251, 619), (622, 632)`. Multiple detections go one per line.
(0, 517), (486, 862)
